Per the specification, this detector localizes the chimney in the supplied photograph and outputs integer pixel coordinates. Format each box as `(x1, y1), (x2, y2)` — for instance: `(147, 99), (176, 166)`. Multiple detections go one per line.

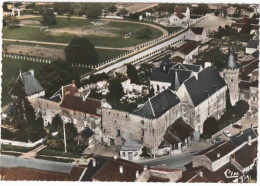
(144, 165), (147, 171)
(198, 171), (203, 177)
(251, 124), (253, 129)
(29, 69), (34, 76)
(114, 155), (118, 160)
(119, 166), (123, 174)
(248, 135), (252, 146)
(72, 80), (76, 87)
(217, 153), (220, 159)
(136, 170), (139, 178)
(92, 158), (96, 167)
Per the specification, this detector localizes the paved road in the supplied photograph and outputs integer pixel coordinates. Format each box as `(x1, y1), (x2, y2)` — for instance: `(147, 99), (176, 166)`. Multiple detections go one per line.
(0, 154), (74, 174)
(3, 38), (133, 51)
(137, 152), (198, 170)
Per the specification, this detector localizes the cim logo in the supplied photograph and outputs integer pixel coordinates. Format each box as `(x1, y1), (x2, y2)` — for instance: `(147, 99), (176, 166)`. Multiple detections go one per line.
(224, 169), (239, 178)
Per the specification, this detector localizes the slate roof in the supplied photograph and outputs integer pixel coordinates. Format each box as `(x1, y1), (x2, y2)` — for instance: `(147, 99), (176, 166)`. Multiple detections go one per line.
(121, 139), (143, 151)
(247, 39), (259, 49)
(174, 6), (188, 13)
(239, 80), (258, 90)
(79, 128), (94, 140)
(177, 41), (199, 56)
(230, 128), (258, 147)
(60, 95), (101, 116)
(240, 59), (259, 76)
(251, 50), (259, 59)
(19, 71), (44, 96)
(225, 46), (239, 69)
(190, 27), (204, 35)
(171, 63), (201, 72)
(231, 141), (257, 168)
(163, 118), (194, 145)
(132, 89), (180, 119)
(215, 163), (243, 183)
(184, 66), (226, 106)
(177, 166), (222, 183)
(92, 157), (143, 182)
(81, 156), (109, 181)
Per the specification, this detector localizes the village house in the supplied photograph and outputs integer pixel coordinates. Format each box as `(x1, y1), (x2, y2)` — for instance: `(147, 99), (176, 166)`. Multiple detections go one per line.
(16, 69), (45, 100)
(192, 127), (258, 183)
(119, 139), (143, 161)
(81, 155), (182, 182)
(186, 27), (207, 42)
(173, 41), (199, 62)
(169, 6), (190, 26)
(246, 39), (259, 54)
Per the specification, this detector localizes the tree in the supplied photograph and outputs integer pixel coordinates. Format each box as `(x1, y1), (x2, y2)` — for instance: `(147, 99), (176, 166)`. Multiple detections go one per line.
(135, 27), (153, 39)
(233, 100), (249, 116)
(27, 117), (46, 142)
(84, 3), (102, 19)
(42, 9), (57, 26)
(65, 37), (98, 65)
(118, 8), (128, 16)
(7, 17), (20, 29)
(108, 5), (117, 13)
(149, 87), (155, 97)
(155, 4), (176, 13)
(203, 117), (219, 136)
(37, 60), (80, 97)
(240, 22), (252, 34)
(127, 64), (139, 84)
(53, 2), (73, 15)
(59, 123), (78, 143)
(192, 4), (209, 15)
(108, 78), (124, 100)
(50, 114), (63, 133)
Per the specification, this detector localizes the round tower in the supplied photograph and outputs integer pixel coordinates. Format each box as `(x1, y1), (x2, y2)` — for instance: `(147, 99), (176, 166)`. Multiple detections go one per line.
(223, 46), (240, 106)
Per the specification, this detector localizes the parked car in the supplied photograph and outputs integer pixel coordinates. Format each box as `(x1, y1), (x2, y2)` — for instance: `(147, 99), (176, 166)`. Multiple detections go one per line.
(212, 137), (223, 144)
(223, 130), (232, 137)
(232, 123), (242, 129)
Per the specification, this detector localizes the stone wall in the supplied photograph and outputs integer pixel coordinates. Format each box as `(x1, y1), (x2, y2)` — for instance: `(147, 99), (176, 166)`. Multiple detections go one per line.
(192, 155), (212, 171)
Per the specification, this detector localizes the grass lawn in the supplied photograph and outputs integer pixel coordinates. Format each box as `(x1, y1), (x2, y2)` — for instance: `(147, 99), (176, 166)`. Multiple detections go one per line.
(0, 151), (23, 156)
(0, 144), (33, 153)
(35, 155), (74, 163)
(3, 17), (163, 48)
(37, 147), (81, 158)
(1, 58), (91, 106)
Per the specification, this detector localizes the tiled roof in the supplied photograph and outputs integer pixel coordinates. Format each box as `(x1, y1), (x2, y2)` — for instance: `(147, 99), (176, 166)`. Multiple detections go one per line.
(177, 41), (199, 56)
(147, 176), (170, 182)
(230, 128), (258, 147)
(251, 50), (259, 59)
(239, 80), (258, 90)
(174, 6), (188, 13)
(231, 23), (244, 28)
(163, 118), (194, 145)
(240, 59), (259, 77)
(92, 157), (143, 182)
(190, 27), (204, 35)
(132, 89), (180, 119)
(184, 66), (226, 106)
(215, 163), (243, 183)
(50, 83), (79, 102)
(174, 12), (185, 19)
(177, 166), (222, 183)
(170, 56), (184, 63)
(237, 18), (259, 25)
(68, 166), (86, 181)
(2, 167), (69, 181)
(19, 71), (44, 96)
(231, 141), (257, 168)
(60, 95), (101, 116)
(205, 141), (236, 162)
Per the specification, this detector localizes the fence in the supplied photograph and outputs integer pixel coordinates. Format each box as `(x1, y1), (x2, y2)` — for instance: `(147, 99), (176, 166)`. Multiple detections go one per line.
(3, 53), (53, 64)
(0, 137), (45, 148)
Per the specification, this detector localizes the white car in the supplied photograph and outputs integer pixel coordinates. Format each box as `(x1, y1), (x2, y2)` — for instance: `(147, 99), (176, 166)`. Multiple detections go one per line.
(224, 130), (232, 137)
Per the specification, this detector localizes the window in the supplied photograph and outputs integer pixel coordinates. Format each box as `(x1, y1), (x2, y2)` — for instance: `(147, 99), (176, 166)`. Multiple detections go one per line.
(141, 129), (144, 137)
(117, 129), (121, 137)
(73, 118), (77, 125)
(122, 152), (126, 157)
(231, 79), (233, 82)
(43, 109), (46, 116)
(141, 137), (143, 143)
(140, 120), (144, 125)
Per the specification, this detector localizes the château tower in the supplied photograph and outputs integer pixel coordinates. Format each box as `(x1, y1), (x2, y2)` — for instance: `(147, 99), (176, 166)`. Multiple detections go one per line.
(223, 46), (240, 106)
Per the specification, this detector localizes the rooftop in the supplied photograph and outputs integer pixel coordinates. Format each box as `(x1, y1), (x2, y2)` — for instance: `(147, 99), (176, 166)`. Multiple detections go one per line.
(132, 89), (180, 119)
(225, 46), (239, 69)
(176, 41), (199, 56)
(246, 39), (259, 49)
(174, 12), (185, 19)
(190, 27), (204, 35)
(214, 163), (243, 183)
(174, 6), (188, 13)
(121, 139), (143, 151)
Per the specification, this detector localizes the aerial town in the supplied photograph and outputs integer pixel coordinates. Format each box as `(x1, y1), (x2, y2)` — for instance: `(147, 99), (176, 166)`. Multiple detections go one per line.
(0, 1), (259, 183)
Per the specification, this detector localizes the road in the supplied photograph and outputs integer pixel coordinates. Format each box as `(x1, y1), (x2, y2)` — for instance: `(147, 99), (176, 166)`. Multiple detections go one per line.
(137, 152), (198, 170)
(0, 154), (74, 174)
(19, 144), (46, 159)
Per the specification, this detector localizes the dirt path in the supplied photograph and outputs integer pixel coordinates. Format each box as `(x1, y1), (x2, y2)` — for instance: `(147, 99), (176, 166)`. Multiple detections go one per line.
(3, 38), (134, 51)
(19, 144), (46, 159)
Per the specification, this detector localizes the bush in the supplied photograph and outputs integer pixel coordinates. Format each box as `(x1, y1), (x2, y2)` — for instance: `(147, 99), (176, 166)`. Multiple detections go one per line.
(140, 147), (151, 157)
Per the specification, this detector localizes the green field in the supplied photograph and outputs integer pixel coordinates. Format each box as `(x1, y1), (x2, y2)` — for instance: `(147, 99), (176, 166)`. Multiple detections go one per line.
(3, 17), (163, 48)
(1, 58), (91, 106)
